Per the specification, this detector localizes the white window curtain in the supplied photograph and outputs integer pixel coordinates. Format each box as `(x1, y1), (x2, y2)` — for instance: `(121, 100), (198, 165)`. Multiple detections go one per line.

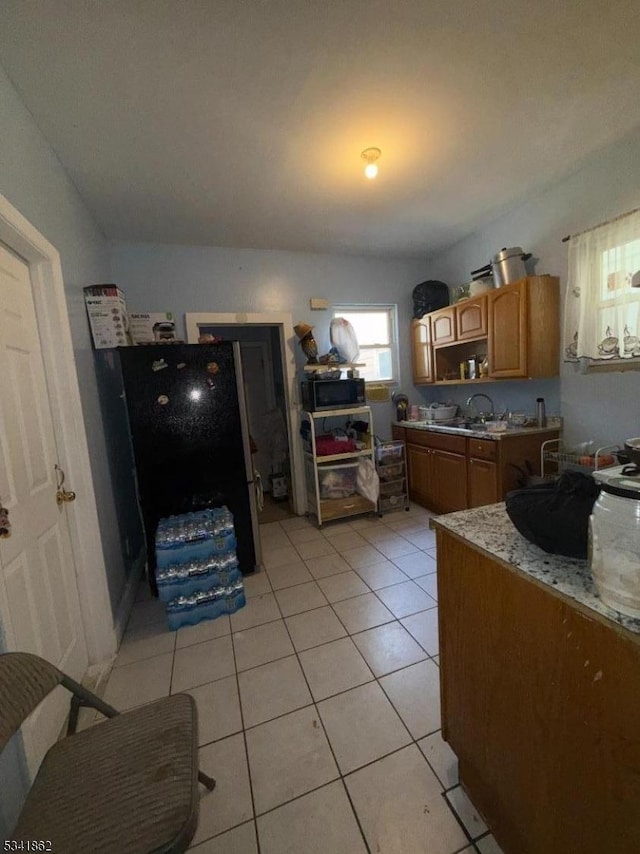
(564, 208), (640, 362)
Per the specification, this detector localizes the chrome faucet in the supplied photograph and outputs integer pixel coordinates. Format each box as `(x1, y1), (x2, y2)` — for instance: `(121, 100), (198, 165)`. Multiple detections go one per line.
(466, 393), (495, 421)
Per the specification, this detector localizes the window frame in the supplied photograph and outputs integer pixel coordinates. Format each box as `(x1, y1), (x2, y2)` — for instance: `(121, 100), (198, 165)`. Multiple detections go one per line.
(332, 303), (400, 385)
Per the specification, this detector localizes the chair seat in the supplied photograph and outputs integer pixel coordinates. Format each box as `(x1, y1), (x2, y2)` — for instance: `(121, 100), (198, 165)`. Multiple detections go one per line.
(12, 693), (199, 854)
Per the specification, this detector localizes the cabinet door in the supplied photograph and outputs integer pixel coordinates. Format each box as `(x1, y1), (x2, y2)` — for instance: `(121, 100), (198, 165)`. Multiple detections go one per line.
(488, 281), (528, 377)
(467, 458), (499, 508)
(433, 450), (467, 513)
(407, 445), (432, 508)
(456, 296), (487, 341)
(431, 307), (456, 345)
(411, 317), (434, 384)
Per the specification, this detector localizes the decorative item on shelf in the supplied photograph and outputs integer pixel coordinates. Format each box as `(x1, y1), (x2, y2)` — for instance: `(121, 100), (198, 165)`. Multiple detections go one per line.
(318, 347), (343, 365)
(412, 280), (449, 319)
(469, 277), (494, 296)
(198, 333), (223, 344)
(455, 282), (471, 302)
(479, 356), (489, 377)
(467, 356), (477, 380)
(294, 321), (319, 364)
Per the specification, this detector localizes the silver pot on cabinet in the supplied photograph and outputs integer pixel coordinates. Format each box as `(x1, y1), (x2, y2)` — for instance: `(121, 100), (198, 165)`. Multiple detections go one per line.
(471, 246), (532, 288)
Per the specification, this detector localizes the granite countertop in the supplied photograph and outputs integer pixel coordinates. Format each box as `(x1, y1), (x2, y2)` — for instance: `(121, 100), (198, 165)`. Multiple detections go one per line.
(431, 502), (640, 636)
(394, 421), (560, 441)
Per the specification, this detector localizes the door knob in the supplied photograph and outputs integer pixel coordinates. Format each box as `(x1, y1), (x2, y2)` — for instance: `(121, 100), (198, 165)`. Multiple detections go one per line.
(55, 464), (76, 506)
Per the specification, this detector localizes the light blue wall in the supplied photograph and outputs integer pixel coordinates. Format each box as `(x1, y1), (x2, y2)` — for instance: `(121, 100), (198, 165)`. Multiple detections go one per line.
(0, 64), (141, 615)
(0, 64), (140, 835)
(422, 123), (640, 447)
(109, 242), (428, 438)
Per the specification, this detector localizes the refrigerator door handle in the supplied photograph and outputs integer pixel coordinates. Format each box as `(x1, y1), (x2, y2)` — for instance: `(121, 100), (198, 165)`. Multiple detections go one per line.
(233, 342), (262, 565)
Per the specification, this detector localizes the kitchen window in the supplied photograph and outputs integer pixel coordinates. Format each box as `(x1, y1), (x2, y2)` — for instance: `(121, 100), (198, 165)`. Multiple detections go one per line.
(563, 208), (640, 365)
(332, 305), (399, 384)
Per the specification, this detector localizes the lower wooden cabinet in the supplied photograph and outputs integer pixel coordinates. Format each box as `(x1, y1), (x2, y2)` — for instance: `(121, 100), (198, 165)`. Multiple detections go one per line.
(403, 427), (559, 513)
(407, 444), (431, 507)
(436, 528), (640, 854)
(407, 442), (466, 514)
(467, 457), (499, 507)
(432, 449), (467, 513)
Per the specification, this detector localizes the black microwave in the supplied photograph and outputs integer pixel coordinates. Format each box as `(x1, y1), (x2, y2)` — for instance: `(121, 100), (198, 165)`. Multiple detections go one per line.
(301, 378), (366, 411)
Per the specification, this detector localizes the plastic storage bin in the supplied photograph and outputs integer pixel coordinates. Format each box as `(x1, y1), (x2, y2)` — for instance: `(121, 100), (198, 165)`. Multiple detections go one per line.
(318, 462), (358, 499)
(378, 462), (404, 481)
(376, 442), (404, 464)
(380, 478), (405, 498)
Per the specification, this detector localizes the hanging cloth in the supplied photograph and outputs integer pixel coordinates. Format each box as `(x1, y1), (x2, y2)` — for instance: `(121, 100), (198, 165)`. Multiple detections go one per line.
(564, 209), (640, 361)
(330, 317), (360, 363)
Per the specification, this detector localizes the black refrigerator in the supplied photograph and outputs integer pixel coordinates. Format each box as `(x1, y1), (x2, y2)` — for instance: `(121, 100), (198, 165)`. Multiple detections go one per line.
(118, 342), (260, 592)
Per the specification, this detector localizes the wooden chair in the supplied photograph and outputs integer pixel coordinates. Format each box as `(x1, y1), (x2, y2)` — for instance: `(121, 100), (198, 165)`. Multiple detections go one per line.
(0, 652), (215, 853)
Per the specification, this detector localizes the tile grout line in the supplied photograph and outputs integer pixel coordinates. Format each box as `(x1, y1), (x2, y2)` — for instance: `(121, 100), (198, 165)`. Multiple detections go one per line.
(260, 516), (461, 845)
(115, 598), (439, 694)
(119, 513), (441, 850)
(264, 573), (374, 854)
(229, 608), (262, 854)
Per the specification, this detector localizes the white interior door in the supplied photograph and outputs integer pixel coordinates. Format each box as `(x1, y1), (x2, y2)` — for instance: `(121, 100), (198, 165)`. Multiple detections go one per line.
(0, 243), (88, 775)
(241, 342), (276, 483)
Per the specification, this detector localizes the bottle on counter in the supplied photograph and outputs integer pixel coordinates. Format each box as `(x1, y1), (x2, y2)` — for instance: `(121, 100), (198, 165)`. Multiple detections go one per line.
(535, 397), (547, 428)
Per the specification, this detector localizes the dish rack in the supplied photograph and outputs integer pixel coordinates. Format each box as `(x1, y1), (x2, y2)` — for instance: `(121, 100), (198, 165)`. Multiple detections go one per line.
(540, 439), (619, 478)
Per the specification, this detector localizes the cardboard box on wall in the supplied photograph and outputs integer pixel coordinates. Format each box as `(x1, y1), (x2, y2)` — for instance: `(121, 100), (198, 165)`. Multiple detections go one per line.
(129, 312), (177, 344)
(84, 284), (131, 349)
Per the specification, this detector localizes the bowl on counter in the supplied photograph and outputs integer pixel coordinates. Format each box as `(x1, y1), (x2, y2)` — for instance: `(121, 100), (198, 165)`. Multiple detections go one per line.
(419, 404), (458, 422)
(485, 420), (508, 433)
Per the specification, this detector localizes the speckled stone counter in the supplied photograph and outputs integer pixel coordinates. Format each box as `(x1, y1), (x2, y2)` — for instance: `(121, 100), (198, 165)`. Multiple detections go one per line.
(394, 420), (561, 441)
(431, 502), (640, 635)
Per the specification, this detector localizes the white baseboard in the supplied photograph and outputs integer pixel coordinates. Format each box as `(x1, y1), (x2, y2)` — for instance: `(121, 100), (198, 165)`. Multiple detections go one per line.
(113, 546), (146, 646)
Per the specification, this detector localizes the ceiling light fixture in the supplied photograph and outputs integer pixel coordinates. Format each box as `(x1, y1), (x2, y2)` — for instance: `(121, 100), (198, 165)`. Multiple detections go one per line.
(361, 147), (381, 180)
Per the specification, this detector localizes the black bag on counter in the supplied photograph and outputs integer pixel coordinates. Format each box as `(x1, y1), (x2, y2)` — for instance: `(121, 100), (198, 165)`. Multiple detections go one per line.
(505, 471), (600, 558)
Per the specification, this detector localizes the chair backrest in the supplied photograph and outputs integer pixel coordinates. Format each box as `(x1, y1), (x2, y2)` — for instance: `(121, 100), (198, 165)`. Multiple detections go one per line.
(0, 652), (63, 751)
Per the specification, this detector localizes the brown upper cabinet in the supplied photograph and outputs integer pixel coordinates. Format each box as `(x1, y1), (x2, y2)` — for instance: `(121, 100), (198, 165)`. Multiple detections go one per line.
(410, 317), (434, 384)
(488, 276), (559, 378)
(430, 306), (456, 345)
(455, 295), (487, 341)
(410, 275), (559, 384)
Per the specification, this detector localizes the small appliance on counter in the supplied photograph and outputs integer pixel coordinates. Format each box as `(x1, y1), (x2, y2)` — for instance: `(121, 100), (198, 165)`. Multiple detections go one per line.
(391, 391), (408, 422)
(301, 376), (365, 411)
(590, 439), (640, 618)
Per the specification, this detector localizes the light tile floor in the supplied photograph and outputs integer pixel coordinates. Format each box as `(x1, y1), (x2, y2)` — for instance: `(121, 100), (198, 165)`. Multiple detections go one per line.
(102, 505), (503, 854)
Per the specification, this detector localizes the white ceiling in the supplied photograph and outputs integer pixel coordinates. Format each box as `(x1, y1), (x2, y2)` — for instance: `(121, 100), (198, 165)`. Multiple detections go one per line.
(2, 0), (640, 258)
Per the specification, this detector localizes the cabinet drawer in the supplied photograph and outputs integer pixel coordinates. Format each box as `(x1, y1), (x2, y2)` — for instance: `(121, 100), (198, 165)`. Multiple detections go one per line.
(391, 425), (406, 441)
(406, 430), (466, 454)
(468, 438), (497, 461)
(320, 494), (373, 521)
